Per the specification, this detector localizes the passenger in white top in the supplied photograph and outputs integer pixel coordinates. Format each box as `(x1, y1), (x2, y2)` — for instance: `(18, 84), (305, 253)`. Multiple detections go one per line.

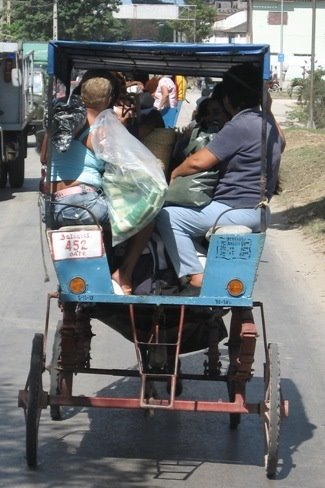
(153, 75), (177, 111)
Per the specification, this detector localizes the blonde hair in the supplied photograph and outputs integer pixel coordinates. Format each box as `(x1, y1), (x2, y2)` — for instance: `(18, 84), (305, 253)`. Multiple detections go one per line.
(81, 77), (113, 109)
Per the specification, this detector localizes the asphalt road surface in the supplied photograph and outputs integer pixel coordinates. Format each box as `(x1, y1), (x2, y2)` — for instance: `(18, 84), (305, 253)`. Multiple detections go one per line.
(0, 108), (324, 487)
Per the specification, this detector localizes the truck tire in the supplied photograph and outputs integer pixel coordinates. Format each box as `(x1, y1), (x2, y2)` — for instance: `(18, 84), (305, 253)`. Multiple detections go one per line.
(8, 132), (26, 189)
(9, 152), (25, 188)
(0, 164), (8, 188)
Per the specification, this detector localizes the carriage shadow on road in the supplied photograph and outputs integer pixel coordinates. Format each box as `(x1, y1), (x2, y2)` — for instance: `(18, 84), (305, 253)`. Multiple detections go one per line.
(0, 356), (315, 486)
(58, 354), (315, 483)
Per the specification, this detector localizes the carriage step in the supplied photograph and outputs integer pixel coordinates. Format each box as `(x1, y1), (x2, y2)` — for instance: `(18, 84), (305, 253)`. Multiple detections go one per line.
(139, 371), (182, 409)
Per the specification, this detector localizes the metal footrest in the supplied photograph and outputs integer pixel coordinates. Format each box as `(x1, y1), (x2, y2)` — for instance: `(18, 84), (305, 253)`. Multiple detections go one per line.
(129, 304), (185, 409)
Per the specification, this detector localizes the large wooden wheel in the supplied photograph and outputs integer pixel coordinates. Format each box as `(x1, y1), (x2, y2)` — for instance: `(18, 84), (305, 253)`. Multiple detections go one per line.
(49, 322), (63, 421)
(264, 343), (281, 478)
(25, 333), (44, 468)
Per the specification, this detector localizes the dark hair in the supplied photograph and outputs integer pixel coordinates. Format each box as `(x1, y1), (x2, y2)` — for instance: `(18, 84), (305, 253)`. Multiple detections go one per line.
(126, 71), (149, 85)
(211, 81), (225, 102)
(139, 91), (154, 109)
(210, 81), (230, 117)
(144, 76), (159, 95)
(223, 63), (262, 110)
(195, 98), (210, 124)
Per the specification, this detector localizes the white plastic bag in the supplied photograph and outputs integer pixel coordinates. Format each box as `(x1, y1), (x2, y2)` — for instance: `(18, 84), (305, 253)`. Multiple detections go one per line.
(91, 109), (167, 245)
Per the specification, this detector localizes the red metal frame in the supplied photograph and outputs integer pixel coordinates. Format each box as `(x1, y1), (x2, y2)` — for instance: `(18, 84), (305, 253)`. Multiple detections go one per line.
(18, 295), (289, 421)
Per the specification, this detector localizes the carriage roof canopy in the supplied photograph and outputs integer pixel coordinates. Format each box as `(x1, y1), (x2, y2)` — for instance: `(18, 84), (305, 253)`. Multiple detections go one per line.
(47, 40), (271, 86)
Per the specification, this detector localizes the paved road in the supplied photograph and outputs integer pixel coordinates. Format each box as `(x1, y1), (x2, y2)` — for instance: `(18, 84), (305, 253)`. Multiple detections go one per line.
(270, 97), (297, 126)
(0, 126), (324, 487)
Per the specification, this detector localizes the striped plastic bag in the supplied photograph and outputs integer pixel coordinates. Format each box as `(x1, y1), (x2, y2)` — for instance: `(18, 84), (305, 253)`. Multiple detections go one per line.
(91, 109), (167, 245)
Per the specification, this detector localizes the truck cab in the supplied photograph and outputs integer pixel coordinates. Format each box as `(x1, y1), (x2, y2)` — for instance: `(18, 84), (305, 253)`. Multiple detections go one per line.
(0, 41), (34, 188)
(23, 42), (48, 152)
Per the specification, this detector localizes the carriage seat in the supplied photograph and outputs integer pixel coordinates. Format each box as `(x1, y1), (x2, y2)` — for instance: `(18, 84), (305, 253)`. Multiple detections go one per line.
(206, 225), (252, 240)
(196, 225), (253, 269)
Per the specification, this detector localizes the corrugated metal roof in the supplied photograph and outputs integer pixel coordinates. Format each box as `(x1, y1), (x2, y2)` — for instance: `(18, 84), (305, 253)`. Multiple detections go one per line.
(23, 42), (48, 64)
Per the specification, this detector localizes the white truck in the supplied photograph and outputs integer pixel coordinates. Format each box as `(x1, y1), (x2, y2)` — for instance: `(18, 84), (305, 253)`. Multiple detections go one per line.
(0, 42), (34, 188)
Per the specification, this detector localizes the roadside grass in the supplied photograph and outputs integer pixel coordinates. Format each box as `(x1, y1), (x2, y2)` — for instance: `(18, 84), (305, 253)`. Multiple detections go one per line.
(275, 128), (325, 253)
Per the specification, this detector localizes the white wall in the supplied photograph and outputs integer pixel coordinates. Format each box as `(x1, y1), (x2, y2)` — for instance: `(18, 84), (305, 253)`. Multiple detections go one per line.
(113, 2), (325, 78)
(114, 5), (179, 20)
(252, 4), (325, 74)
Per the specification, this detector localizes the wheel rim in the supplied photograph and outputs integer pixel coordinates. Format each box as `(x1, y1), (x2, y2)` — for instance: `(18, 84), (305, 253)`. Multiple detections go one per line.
(264, 343), (281, 478)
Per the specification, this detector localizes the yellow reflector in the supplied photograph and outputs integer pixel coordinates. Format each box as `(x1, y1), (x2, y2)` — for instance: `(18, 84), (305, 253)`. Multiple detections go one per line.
(227, 279), (245, 297)
(69, 277), (86, 294)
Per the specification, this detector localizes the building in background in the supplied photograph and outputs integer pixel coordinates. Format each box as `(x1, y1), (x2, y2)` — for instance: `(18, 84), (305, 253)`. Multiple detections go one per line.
(209, 1), (325, 81)
(1, 1), (323, 83)
(115, 1), (324, 80)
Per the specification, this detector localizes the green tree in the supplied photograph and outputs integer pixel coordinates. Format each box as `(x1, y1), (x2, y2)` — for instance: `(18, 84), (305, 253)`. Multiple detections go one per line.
(0, 0), (128, 41)
(168, 0), (216, 43)
(288, 68), (325, 129)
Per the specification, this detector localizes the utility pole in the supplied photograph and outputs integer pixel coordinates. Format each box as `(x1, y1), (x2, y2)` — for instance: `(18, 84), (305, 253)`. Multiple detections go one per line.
(307, 0), (316, 129)
(193, 6), (196, 43)
(279, 0), (284, 87)
(53, 0), (58, 40)
(6, 0), (11, 25)
(247, 0), (253, 43)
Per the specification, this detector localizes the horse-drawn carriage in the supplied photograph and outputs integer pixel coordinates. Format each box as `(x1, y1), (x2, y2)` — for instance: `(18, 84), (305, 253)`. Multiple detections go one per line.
(18, 40), (288, 477)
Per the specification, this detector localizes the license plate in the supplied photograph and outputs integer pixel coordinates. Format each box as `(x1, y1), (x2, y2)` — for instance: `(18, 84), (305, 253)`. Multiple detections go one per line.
(48, 229), (103, 260)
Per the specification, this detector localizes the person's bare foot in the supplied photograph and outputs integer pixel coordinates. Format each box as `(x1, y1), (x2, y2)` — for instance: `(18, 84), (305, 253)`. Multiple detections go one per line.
(111, 269), (132, 295)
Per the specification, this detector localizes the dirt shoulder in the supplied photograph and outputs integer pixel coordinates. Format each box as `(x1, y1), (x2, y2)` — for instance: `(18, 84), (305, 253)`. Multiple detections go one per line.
(268, 125), (325, 307)
(276, 128), (325, 253)
(269, 197), (325, 308)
